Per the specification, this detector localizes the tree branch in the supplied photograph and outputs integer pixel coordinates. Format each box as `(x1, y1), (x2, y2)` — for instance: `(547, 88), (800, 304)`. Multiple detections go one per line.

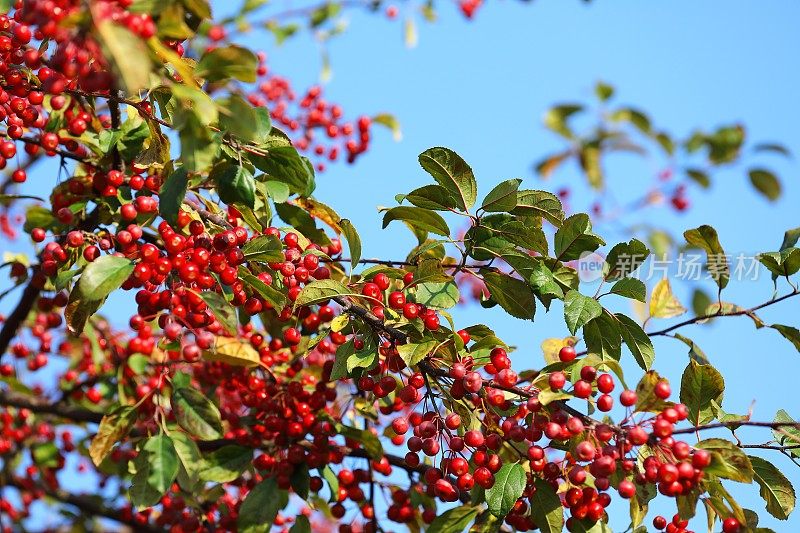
(647, 288), (800, 338)
(3, 475), (160, 533)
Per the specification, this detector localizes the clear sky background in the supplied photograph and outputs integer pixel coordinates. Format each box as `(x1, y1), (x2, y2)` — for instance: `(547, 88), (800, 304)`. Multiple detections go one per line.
(3, 0), (799, 531)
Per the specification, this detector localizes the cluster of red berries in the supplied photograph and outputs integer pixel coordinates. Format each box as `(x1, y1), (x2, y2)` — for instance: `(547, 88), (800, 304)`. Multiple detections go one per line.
(247, 54), (375, 171)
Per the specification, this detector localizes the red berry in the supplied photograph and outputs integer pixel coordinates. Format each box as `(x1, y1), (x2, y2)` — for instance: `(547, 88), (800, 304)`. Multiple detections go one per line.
(558, 345), (576, 362)
(654, 380), (671, 399)
(722, 517), (740, 533)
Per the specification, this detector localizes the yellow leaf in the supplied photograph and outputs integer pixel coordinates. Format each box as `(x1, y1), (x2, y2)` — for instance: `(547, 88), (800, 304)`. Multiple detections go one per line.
(204, 337), (261, 367)
(649, 278), (686, 319)
(94, 20), (152, 94)
(541, 337), (577, 365)
(404, 18), (417, 48)
(330, 314), (349, 332)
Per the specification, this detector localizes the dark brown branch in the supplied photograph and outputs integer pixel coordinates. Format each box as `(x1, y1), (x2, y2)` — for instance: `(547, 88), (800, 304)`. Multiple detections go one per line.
(18, 136), (88, 163)
(575, 287), (800, 358)
(647, 288), (800, 338)
(0, 269), (42, 359)
(0, 388), (103, 424)
(3, 475), (161, 533)
(740, 443), (800, 451)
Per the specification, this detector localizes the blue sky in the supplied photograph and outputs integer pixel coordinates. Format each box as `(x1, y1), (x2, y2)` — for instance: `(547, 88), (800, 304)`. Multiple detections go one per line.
(3, 0), (800, 530)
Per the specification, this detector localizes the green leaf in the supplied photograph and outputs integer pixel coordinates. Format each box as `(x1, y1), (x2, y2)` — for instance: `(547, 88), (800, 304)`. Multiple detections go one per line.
(310, 1), (341, 27)
(321, 465), (339, 502)
(372, 113), (402, 141)
(758, 249), (800, 278)
(427, 506), (479, 533)
(262, 180), (290, 203)
(156, 2), (193, 39)
(771, 324), (800, 352)
(238, 477), (289, 533)
(171, 85), (218, 125)
(291, 463), (311, 500)
(609, 107), (651, 133)
(89, 405), (136, 466)
(468, 215), (547, 259)
(595, 81), (614, 101)
(172, 387), (223, 440)
(336, 423), (383, 459)
(684, 225), (730, 290)
(159, 167), (188, 226)
(418, 147), (477, 211)
(537, 389), (572, 406)
(749, 455), (795, 520)
(182, 0), (212, 18)
(482, 271), (535, 320)
(177, 112), (219, 172)
(200, 445), (252, 483)
(339, 219), (362, 270)
(382, 206), (450, 237)
(529, 262), (564, 302)
(481, 179), (522, 212)
(486, 463), (526, 517)
(169, 430), (202, 490)
(696, 438), (754, 483)
(31, 442), (59, 468)
(294, 279), (354, 309)
(686, 168), (711, 188)
(649, 278), (687, 319)
(680, 360), (725, 425)
(554, 213), (605, 262)
(563, 290), (602, 335)
(239, 269), (288, 310)
(211, 162), (255, 209)
(615, 313), (655, 370)
(399, 184), (458, 211)
(528, 477), (564, 533)
(749, 169), (781, 201)
(605, 238), (650, 281)
(23, 205), (58, 233)
(780, 227), (800, 251)
(673, 333), (710, 364)
(218, 94), (262, 143)
(773, 410), (800, 459)
(414, 280), (460, 309)
(396, 340), (438, 367)
(510, 189), (565, 227)
(544, 104), (582, 138)
(196, 44), (258, 82)
(95, 21), (152, 94)
(290, 515), (311, 533)
(583, 311), (622, 362)
(131, 435), (179, 508)
(250, 129), (315, 197)
(275, 202), (330, 245)
(241, 234), (284, 263)
(117, 114), (151, 160)
(64, 285), (105, 335)
(195, 290), (237, 335)
(609, 278), (646, 302)
(78, 255), (135, 301)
